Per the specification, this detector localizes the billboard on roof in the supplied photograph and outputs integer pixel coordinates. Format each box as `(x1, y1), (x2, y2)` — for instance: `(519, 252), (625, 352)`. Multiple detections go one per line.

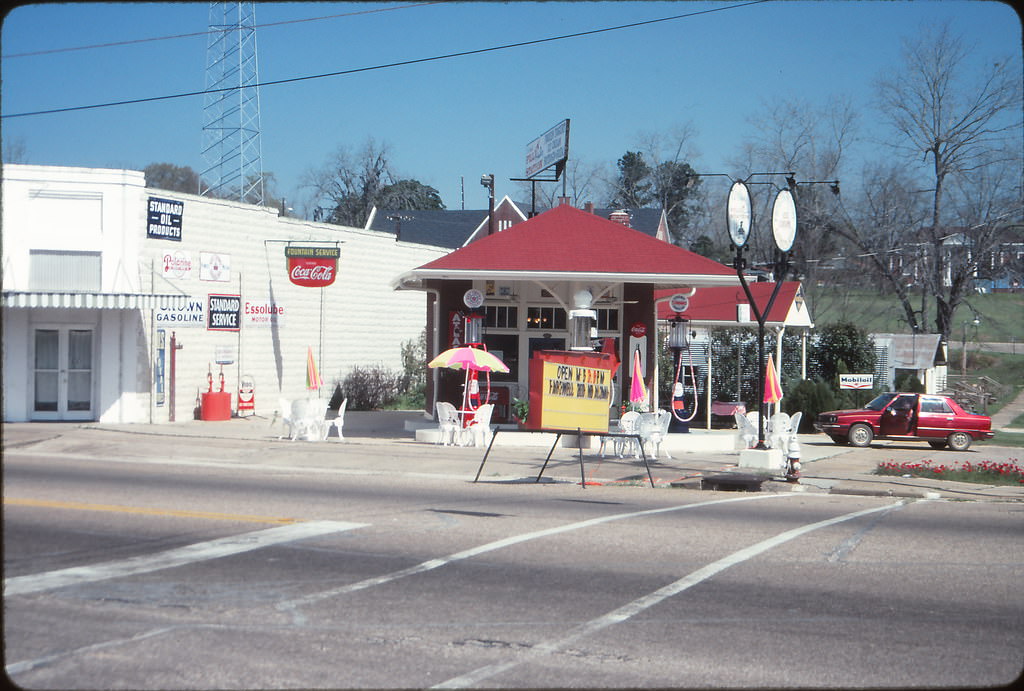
(525, 119), (570, 179)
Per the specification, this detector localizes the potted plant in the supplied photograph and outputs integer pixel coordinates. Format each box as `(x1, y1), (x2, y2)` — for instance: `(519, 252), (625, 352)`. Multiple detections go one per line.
(511, 397), (529, 426)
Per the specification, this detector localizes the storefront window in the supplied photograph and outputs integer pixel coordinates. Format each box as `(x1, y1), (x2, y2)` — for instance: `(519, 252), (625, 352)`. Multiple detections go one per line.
(596, 308), (618, 331)
(484, 305), (518, 329)
(526, 306), (566, 330)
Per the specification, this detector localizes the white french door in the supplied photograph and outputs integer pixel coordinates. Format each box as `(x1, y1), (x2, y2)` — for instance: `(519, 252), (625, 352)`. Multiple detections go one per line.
(33, 326), (95, 420)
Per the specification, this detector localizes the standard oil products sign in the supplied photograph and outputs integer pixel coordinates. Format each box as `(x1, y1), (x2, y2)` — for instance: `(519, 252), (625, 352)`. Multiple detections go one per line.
(208, 294), (241, 332)
(286, 246), (340, 287)
(147, 197), (183, 241)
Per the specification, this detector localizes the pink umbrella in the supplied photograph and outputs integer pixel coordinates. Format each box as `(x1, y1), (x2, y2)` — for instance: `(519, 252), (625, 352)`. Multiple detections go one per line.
(764, 354), (783, 414)
(629, 347), (648, 405)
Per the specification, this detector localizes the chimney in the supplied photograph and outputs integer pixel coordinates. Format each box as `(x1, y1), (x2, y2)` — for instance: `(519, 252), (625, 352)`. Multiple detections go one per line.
(584, 201), (594, 214)
(558, 196), (572, 207)
(609, 209), (631, 227)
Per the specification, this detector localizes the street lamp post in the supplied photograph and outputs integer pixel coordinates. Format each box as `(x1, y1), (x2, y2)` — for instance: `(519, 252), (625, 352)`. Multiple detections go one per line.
(480, 174), (495, 235)
(726, 178), (798, 449)
(961, 316), (981, 376)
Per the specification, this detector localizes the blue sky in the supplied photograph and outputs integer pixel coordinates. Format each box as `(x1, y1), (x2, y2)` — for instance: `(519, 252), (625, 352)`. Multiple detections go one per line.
(2, 1), (1020, 214)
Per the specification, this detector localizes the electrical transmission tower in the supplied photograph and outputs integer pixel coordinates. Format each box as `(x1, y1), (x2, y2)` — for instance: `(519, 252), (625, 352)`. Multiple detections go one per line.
(200, 1), (264, 205)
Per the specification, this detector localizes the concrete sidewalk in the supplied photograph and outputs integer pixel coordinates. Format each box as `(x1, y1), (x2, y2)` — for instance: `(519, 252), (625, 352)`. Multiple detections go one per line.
(3, 412), (1022, 502)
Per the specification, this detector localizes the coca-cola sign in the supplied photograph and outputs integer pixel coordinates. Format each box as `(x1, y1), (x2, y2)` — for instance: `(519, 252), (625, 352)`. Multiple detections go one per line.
(285, 246), (340, 287)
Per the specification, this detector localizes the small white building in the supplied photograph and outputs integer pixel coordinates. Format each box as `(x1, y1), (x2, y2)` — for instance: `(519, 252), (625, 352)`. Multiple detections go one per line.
(871, 333), (947, 394)
(2, 164), (445, 423)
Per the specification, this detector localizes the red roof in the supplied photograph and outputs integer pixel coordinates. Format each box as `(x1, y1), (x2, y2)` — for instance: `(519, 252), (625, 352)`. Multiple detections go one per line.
(656, 282), (803, 323)
(415, 204), (734, 277)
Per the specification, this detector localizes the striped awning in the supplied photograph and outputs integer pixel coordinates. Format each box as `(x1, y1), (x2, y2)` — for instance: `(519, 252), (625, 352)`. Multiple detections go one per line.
(2, 291), (188, 310)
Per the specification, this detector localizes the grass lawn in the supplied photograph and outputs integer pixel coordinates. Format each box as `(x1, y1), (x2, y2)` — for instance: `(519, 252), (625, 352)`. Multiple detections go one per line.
(807, 289), (1024, 344)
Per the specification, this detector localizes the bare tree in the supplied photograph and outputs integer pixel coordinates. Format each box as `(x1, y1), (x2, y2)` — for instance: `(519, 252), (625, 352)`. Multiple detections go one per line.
(303, 138), (393, 227)
(302, 138), (443, 227)
(515, 158), (603, 213)
(875, 21), (1023, 339)
(3, 136), (28, 164)
(738, 96), (857, 281)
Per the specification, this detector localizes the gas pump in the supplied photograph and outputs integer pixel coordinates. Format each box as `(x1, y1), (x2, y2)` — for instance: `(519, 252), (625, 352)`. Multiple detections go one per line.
(668, 299), (698, 427)
(462, 298), (489, 414)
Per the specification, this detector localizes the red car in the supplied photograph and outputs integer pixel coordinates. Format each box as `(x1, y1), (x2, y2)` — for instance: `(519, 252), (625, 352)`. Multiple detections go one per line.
(815, 392), (994, 451)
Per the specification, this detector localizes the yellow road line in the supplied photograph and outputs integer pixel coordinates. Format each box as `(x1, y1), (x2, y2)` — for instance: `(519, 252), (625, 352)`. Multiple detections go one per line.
(3, 498), (298, 525)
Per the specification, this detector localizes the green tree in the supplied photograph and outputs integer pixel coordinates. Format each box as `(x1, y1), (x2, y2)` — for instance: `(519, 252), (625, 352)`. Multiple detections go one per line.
(652, 160), (701, 237)
(608, 151), (652, 209)
(809, 321), (876, 389)
(379, 179), (444, 211)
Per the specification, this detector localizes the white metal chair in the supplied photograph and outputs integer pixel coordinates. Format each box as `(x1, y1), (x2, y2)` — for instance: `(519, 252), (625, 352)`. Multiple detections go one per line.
(603, 411), (641, 458)
(735, 411), (757, 449)
(435, 401), (460, 446)
(329, 397), (348, 440)
(767, 412), (792, 452)
(289, 398), (330, 441)
(462, 404), (494, 447)
(278, 398), (294, 440)
(639, 409), (673, 459)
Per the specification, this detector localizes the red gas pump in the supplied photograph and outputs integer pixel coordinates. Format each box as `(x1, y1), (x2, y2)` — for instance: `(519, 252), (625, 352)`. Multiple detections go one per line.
(200, 363), (232, 421)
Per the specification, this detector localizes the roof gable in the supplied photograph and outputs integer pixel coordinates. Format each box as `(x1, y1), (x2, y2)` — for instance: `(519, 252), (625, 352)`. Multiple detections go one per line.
(417, 204), (732, 276)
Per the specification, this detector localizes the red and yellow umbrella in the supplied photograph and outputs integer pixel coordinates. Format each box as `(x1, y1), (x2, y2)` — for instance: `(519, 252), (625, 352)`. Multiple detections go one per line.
(764, 354), (783, 405)
(428, 346), (509, 374)
(306, 346), (323, 391)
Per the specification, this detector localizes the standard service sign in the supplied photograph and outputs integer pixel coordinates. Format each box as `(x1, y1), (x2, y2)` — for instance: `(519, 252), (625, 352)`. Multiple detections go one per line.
(208, 294), (241, 332)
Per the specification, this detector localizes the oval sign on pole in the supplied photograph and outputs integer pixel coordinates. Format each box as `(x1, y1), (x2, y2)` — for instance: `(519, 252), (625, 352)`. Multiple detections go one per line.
(772, 188), (798, 252)
(629, 321), (647, 338)
(726, 181), (752, 249)
(669, 293), (689, 313)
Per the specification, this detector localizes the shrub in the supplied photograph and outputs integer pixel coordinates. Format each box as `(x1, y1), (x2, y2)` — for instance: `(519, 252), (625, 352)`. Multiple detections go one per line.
(341, 366), (405, 410)
(783, 377), (836, 432)
(894, 371), (925, 392)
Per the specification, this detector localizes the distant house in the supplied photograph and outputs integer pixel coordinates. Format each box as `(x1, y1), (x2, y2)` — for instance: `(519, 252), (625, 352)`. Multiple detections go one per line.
(365, 197), (672, 249)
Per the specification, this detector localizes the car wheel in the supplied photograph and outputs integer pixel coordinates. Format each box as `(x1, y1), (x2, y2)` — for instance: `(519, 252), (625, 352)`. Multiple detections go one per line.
(947, 431), (972, 452)
(848, 423), (873, 447)
(928, 441), (948, 450)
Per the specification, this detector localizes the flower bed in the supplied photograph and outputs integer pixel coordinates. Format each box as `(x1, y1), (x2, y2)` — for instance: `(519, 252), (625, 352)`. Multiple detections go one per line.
(876, 458), (1024, 485)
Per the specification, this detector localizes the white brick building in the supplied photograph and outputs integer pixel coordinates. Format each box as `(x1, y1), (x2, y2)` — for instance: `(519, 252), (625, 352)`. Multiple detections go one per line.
(2, 164), (444, 423)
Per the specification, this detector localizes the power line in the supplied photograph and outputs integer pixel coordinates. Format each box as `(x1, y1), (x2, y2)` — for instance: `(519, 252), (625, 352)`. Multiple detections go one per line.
(1, 1), (768, 120)
(1, 2), (444, 59)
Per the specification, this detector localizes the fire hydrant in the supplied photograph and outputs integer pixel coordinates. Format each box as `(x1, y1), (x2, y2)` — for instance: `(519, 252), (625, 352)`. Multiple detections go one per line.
(786, 433), (802, 483)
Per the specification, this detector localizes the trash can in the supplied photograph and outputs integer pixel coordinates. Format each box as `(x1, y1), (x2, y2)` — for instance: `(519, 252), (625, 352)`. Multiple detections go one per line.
(200, 391), (232, 421)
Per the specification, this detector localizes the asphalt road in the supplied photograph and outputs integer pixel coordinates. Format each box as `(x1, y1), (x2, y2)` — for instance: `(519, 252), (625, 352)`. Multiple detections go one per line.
(4, 444), (1023, 689)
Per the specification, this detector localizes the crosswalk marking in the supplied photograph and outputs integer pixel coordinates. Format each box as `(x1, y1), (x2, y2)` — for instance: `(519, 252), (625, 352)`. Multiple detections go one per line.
(4, 520), (367, 596)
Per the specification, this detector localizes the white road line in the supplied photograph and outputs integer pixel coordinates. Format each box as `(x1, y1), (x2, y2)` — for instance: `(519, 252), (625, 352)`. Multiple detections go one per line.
(277, 493), (792, 614)
(6, 626), (177, 676)
(3, 520), (367, 596)
(432, 500), (908, 689)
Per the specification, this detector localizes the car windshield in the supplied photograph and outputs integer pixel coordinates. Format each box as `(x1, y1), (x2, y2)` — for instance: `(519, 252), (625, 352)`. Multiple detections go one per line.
(864, 393), (898, 411)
